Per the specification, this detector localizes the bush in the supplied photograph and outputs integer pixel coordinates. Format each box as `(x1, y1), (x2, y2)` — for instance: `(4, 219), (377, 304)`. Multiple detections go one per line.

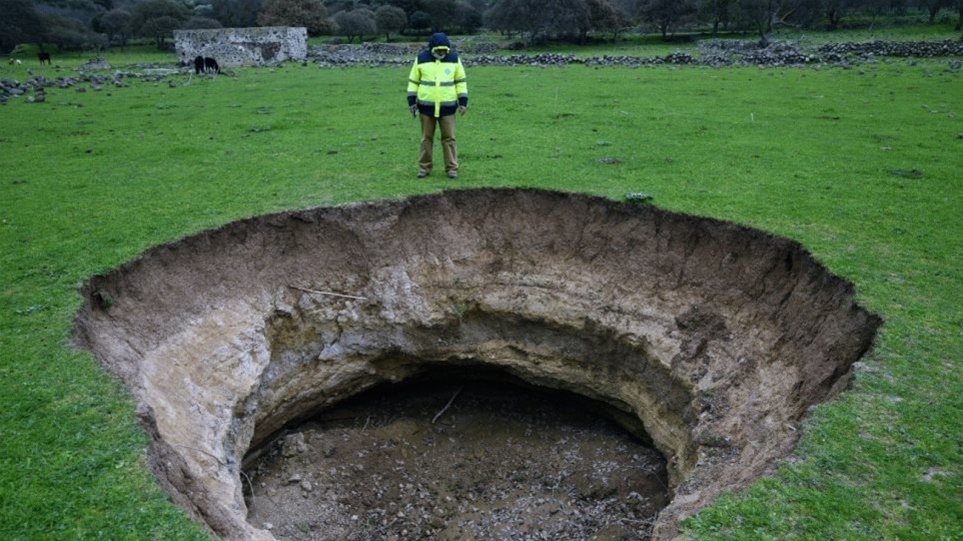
(181, 16), (223, 29)
(258, 0), (336, 36)
(93, 8), (132, 46)
(333, 9), (376, 43)
(0, 0), (44, 54)
(42, 14), (108, 52)
(126, 0), (190, 48)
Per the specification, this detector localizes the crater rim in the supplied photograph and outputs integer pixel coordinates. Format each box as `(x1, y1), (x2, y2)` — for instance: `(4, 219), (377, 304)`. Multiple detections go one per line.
(72, 188), (881, 540)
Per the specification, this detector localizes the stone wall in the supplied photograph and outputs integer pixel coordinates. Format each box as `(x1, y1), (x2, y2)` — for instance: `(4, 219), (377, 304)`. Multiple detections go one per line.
(174, 27), (307, 67)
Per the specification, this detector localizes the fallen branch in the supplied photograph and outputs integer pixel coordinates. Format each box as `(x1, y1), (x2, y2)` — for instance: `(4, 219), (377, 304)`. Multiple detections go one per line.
(239, 470), (258, 521)
(288, 285), (368, 301)
(431, 386), (464, 424)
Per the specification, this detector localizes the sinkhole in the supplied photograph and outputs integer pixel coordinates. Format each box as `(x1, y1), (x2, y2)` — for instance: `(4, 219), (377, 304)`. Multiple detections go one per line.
(73, 188), (881, 540)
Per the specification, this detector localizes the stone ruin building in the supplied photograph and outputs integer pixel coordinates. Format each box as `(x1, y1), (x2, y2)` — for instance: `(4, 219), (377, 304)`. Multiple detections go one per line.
(174, 27), (307, 67)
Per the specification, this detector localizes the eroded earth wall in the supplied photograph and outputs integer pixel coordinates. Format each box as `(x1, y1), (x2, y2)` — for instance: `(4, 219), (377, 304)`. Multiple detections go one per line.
(73, 189), (880, 540)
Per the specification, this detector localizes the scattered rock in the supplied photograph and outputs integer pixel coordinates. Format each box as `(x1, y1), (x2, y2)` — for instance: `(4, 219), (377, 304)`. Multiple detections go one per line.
(817, 39), (963, 58)
(921, 467), (951, 482)
(0, 68), (187, 102)
(246, 379), (670, 541)
(80, 58), (112, 71)
(283, 433), (307, 457)
(305, 39), (963, 70)
(320, 441), (336, 458)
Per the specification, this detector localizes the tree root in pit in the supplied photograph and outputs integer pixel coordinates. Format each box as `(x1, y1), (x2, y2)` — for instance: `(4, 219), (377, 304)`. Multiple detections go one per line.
(245, 377), (668, 541)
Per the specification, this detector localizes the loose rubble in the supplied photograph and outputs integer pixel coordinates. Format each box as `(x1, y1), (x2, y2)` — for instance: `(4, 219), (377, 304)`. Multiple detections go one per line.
(245, 379), (668, 541)
(0, 62), (221, 104)
(0, 69), (179, 104)
(817, 39), (963, 57)
(307, 39), (963, 69)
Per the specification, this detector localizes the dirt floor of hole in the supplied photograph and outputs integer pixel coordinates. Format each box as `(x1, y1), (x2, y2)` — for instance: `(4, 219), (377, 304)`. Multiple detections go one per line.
(244, 379), (669, 541)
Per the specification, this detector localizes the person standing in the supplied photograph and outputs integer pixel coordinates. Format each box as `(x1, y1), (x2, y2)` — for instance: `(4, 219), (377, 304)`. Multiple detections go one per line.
(407, 32), (468, 179)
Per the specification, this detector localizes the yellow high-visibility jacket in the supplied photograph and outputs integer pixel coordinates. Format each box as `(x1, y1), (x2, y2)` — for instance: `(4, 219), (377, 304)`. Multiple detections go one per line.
(407, 50), (468, 118)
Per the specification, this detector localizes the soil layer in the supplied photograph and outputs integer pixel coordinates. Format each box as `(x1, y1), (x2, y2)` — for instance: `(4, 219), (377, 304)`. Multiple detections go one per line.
(73, 188), (882, 540)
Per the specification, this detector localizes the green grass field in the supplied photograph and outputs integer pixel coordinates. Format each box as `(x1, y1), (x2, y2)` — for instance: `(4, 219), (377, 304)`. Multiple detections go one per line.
(1, 42), (961, 540)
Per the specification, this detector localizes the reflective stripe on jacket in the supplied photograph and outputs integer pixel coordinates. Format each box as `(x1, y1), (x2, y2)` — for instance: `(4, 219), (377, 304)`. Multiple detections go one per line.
(406, 51), (468, 118)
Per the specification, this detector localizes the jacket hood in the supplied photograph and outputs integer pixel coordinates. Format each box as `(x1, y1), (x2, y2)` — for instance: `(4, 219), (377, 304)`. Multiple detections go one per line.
(428, 32), (451, 50)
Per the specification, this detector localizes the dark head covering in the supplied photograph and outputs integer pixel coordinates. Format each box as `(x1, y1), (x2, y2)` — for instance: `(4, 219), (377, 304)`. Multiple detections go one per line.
(428, 32), (451, 51)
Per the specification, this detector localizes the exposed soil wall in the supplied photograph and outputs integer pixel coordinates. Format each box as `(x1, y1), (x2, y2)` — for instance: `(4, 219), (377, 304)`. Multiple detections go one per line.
(73, 188), (881, 540)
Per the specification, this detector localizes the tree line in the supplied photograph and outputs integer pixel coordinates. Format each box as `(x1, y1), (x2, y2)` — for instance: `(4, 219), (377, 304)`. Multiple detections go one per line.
(2, 0), (961, 55)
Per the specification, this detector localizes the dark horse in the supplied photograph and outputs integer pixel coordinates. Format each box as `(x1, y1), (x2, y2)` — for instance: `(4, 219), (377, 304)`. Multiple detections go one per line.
(38, 51), (51, 65)
(194, 55), (220, 75)
(204, 57), (220, 74)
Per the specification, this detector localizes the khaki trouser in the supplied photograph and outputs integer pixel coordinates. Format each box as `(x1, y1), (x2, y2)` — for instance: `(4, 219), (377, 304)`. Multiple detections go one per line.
(419, 114), (457, 173)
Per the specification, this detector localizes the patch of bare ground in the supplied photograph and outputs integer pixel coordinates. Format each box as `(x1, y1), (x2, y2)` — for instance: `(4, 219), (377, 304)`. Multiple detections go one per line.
(73, 188), (881, 540)
(246, 375), (667, 540)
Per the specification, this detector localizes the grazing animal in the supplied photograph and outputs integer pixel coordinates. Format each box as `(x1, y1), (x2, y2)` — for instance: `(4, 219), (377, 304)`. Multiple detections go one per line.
(193, 55), (220, 75)
(203, 57), (220, 74)
(8, 58), (21, 65)
(38, 52), (51, 65)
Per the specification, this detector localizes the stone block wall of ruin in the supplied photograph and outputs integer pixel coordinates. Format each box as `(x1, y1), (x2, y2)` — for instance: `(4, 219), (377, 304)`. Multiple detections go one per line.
(174, 27), (307, 67)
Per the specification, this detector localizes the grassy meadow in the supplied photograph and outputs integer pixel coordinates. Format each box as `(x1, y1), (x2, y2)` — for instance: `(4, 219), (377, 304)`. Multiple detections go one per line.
(0, 38), (961, 540)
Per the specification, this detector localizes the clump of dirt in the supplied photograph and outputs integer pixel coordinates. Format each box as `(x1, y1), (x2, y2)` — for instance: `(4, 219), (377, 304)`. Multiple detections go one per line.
(246, 376), (668, 540)
(72, 188), (882, 540)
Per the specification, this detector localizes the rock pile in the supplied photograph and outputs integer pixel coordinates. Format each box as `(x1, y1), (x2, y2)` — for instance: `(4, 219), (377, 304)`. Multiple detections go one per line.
(738, 44), (820, 67)
(700, 38), (963, 67)
(80, 57), (112, 71)
(474, 52), (580, 66)
(0, 69), (183, 104)
(455, 41), (500, 54)
(818, 39), (963, 57)
(309, 44), (412, 68)
(2, 74), (107, 104)
(353, 42), (421, 56)
(309, 41), (499, 67)
(306, 39), (963, 70)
